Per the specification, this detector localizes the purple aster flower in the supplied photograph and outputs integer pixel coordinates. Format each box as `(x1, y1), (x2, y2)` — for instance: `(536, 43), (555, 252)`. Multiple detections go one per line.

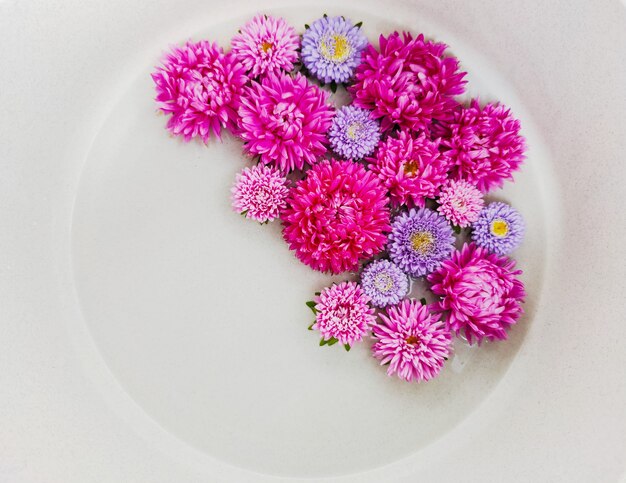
(360, 259), (409, 308)
(328, 105), (381, 160)
(301, 16), (368, 84)
(388, 208), (455, 278)
(472, 202), (524, 255)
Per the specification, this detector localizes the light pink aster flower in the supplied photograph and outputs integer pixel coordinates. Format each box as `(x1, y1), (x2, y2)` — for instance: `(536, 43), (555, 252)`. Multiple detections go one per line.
(350, 32), (466, 132)
(313, 282), (375, 347)
(238, 72), (334, 173)
(372, 300), (451, 382)
(282, 159), (390, 274)
(437, 179), (484, 227)
(368, 129), (451, 208)
(152, 40), (247, 142)
(440, 99), (526, 193)
(428, 243), (526, 345)
(231, 14), (300, 77)
(231, 164), (289, 223)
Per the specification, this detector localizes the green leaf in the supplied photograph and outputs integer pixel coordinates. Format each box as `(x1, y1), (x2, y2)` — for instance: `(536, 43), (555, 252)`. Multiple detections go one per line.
(314, 291), (321, 296)
(308, 322), (315, 331)
(306, 301), (317, 314)
(354, 21), (363, 28)
(327, 337), (338, 346)
(330, 80), (338, 93)
(323, 13), (328, 18)
(420, 297), (427, 306)
(453, 224), (461, 234)
(240, 210), (249, 217)
(304, 23), (310, 29)
(344, 344), (351, 352)
(319, 339), (328, 346)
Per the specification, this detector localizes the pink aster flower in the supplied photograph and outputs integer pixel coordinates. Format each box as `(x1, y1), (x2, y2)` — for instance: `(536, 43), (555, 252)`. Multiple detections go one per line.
(440, 99), (526, 192)
(313, 281), (376, 347)
(372, 300), (451, 382)
(231, 164), (289, 223)
(152, 40), (247, 142)
(428, 243), (526, 345)
(231, 15), (299, 78)
(238, 72), (334, 173)
(368, 129), (451, 208)
(282, 159), (390, 274)
(437, 179), (484, 228)
(350, 32), (466, 132)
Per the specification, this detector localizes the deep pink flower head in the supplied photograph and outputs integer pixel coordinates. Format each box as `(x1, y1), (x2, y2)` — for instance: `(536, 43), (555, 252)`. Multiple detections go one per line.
(428, 243), (525, 345)
(231, 164), (289, 223)
(282, 159), (390, 274)
(440, 99), (526, 192)
(372, 300), (451, 382)
(231, 15), (300, 77)
(313, 282), (375, 347)
(368, 129), (451, 208)
(152, 40), (247, 142)
(350, 32), (466, 132)
(238, 72), (334, 173)
(437, 179), (484, 227)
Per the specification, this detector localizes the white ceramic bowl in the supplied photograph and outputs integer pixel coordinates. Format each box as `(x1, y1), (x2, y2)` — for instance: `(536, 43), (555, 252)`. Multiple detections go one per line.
(1, 1), (625, 481)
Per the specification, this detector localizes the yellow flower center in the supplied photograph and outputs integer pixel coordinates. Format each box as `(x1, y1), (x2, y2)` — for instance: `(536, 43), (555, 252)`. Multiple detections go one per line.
(490, 219), (509, 238)
(410, 231), (434, 254)
(373, 272), (394, 293)
(346, 122), (362, 140)
(405, 335), (422, 345)
(320, 34), (351, 63)
(261, 41), (273, 53)
(403, 160), (419, 177)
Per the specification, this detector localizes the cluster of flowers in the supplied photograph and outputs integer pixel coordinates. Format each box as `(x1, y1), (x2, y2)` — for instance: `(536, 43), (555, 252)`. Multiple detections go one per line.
(153, 14), (527, 383)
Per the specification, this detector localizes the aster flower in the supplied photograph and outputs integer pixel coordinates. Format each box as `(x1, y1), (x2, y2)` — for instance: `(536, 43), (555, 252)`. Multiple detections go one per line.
(428, 243), (525, 345)
(437, 179), (484, 228)
(350, 32), (466, 132)
(360, 259), (409, 308)
(328, 105), (380, 160)
(440, 99), (526, 192)
(372, 300), (451, 382)
(313, 282), (376, 347)
(472, 202), (525, 255)
(388, 208), (455, 278)
(231, 164), (289, 223)
(301, 16), (368, 84)
(231, 14), (300, 77)
(238, 72), (334, 173)
(368, 129), (451, 208)
(152, 40), (247, 142)
(282, 159), (390, 274)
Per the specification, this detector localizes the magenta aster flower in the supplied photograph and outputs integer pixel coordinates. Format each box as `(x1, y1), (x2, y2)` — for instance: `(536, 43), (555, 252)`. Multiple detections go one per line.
(440, 99), (526, 192)
(313, 282), (376, 347)
(238, 72), (334, 173)
(282, 159), (390, 274)
(368, 129), (451, 208)
(231, 14), (299, 78)
(350, 32), (466, 132)
(437, 179), (484, 228)
(231, 164), (289, 223)
(372, 300), (451, 382)
(152, 40), (247, 142)
(428, 243), (525, 345)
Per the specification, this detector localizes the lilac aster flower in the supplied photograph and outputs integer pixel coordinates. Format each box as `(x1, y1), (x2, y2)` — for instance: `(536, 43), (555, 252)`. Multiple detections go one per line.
(472, 202), (524, 255)
(388, 208), (455, 278)
(360, 259), (409, 308)
(328, 105), (381, 160)
(301, 16), (368, 84)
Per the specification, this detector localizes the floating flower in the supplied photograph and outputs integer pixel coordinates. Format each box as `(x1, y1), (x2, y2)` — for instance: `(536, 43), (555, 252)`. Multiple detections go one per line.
(428, 243), (525, 345)
(231, 14), (300, 77)
(328, 105), (380, 160)
(368, 129), (451, 208)
(388, 208), (455, 278)
(360, 259), (409, 308)
(238, 72), (334, 173)
(437, 179), (484, 228)
(282, 159), (390, 274)
(372, 300), (451, 382)
(472, 202), (524, 255)
(152, 40), (247, 142)
(350, 32), (466, 132)
(313, 281), (376, 347)
(440, 100), (526, 192)
(301, 16), (368, 84)
(231, 164), (289, 223)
